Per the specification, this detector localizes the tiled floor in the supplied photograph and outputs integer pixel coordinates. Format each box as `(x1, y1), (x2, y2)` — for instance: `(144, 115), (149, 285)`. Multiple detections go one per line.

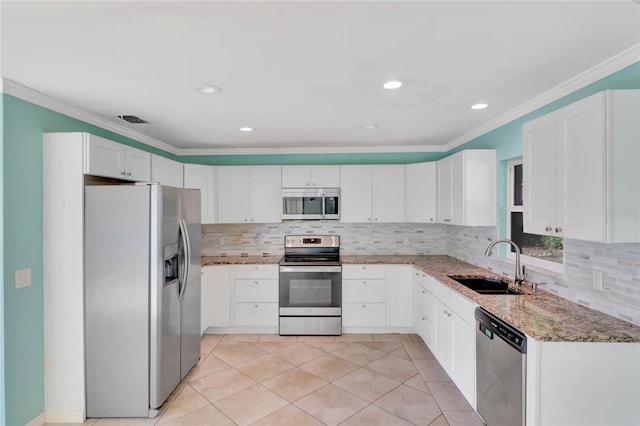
(81, 334), (484, 426)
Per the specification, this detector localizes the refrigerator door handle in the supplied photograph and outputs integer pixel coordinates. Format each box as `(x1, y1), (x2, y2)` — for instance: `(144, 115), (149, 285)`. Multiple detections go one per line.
(178, 219), (191, 302)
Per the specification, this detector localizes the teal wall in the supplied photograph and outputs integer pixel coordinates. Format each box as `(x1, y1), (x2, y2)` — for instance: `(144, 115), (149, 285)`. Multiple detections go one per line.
(2, 61), (639, 424)
(0, 92), (5, 425)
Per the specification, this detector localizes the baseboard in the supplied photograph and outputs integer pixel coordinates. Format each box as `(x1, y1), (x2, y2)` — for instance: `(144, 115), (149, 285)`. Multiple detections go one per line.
(26, 412), (45, 426)
(44, 410), (85, 424)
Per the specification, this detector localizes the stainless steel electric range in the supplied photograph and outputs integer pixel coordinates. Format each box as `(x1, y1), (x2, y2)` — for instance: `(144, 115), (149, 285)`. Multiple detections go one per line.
(278, 235), (342, 336)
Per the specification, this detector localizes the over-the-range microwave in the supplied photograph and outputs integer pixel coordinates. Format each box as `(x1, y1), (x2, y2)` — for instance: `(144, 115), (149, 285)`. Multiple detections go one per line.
(282, 188), (340, 220)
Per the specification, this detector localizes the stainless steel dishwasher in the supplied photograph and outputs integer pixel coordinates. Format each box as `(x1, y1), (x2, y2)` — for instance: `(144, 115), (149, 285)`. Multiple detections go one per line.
(475, 307), (527, 426)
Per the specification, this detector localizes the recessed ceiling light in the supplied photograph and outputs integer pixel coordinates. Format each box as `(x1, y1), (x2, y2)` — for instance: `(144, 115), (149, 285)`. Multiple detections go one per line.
(239, 127), (253, 132)
(196, 85), (221, 94)
(383, 80), (404, 90)
(361, 124), (379, 130)
(471, 103), (489, 110)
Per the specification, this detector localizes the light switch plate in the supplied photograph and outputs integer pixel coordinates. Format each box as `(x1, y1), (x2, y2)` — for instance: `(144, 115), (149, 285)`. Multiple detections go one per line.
(15, 268), (32, 289)
(592, 270), (604, 291)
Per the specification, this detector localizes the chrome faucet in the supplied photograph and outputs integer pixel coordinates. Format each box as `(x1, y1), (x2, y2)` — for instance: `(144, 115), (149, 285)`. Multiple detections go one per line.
(484, 239), (526, 285)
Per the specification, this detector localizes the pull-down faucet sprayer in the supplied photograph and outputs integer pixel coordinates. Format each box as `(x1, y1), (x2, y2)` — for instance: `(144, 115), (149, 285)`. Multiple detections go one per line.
(484, 239), (526, 285)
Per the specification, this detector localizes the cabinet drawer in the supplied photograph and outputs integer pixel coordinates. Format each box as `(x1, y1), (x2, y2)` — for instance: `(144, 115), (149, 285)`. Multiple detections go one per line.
(343, 264), (386, 279)
(419, 285), (435, 321)
(235, 264), (278, 279)
(343, 279), (386, 302)
(343, 302), (386, 327)
(433, 281), (476, 325)
(235, 303), (278, 326)
(235, 279), (278, 302)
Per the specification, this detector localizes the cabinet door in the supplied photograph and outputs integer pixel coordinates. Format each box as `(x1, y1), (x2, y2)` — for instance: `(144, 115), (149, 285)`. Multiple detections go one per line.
(151, 154), (183, 188)
(523, 113), (557, 236)
(451, 312), (475, 406)
(343, 303), (386, 327)
(436, 156), (452, 223)
(217, 166), (250, 223)
(340, 165), (373, 223)
(281, 165), (311, 188)
(249, 166), (282, 223)
(184, 164), (217, 224)
(202, 266), (230, 330)
(405, 162), (437, 223)
(124, 147), (151, 182)
(85, 135), (126, 179)
(557, 93), (606, 241)
(432, 297), (453, 373)
(449, 152), (465, 225)
(310, 165), (340, 187)
(372, 165), (405, 222)
(386, 265), (413, 327)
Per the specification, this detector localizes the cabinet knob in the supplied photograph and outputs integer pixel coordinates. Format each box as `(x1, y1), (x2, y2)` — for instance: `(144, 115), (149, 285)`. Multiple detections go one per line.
(120, 171), (126, 176)
(312, 182), (316, 186)
(126, 172), (132, 176)
(244, 219), (248, 222)
(430, 218), (434, 221)
(254, 304), (258, 308)
(362, 266), (366, 270)
(545, 226), (553, 232)
(362, 304), (367, 308)
(251, 218), (255, 222)
(254, 281), (258, 284)
(368, 218), (371, 222)
(374, 218), (378, 221)
(363, 281), (367, 284)
(422, 290), (426, 294)
(422, 317), (426, 321)
(306, 182), (310, 186)
(555, 227), (562, 233)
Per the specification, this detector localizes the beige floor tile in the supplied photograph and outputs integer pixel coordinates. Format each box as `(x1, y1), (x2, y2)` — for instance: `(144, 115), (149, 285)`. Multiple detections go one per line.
(190, 367), (256, 403)
(333, 367), (400, 402)
(50, 420), (98, 426)
(427, 381), (473, 411)
(200, 335), (222, 356)
(262, 368), (328, 402)
(335, 333), (374, 342)
(157, 384), (210, 424)
(214, 384), (288, 426)
(93, 418), (158, 425)
(258, 334), (298, 341)
(374, 384), (442, 425)
(339, 404), (413, 426)
(188, 354), (231, 382)
(428, 414), (451, 426)
(332, 342), (386, 366)
(308, 341), (350, 353)
(219, 334), (261, 344)
(390, 346), (411, 360)
(366, 354), (418, 382)
(361, 342), (402, 353)
(236, 354), (295, 382)
(409, 334), (424, 344)
(212, 342), (268, 366)
(372, 334), (412, 342)
(300, 354), (359, 382)
(251, 404), (324, 426)
(161, 404), (235, 426)
(297, 335), (336, 343)
(413, 359), (451, 381)
(251, 341), (298, 353)
(295, 384), (368, 426)
(272, 342), (327, 366)
(402, 340), (436, 359)
(443, 411), (484, 426)
(404, 374), (430, 394)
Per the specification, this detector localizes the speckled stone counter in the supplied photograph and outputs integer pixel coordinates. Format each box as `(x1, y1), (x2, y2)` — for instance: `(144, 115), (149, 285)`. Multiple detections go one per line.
(342, 255), (640, 343)
(202, 255), (281, 266)
(201, 254), (640, 342)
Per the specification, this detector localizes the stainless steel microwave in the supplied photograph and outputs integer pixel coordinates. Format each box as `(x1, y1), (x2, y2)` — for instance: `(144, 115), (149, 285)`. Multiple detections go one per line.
(282, 188), (340, 220)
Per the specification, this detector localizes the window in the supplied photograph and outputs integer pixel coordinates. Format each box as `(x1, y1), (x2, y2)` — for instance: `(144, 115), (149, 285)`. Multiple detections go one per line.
(507, 160), (563, 273)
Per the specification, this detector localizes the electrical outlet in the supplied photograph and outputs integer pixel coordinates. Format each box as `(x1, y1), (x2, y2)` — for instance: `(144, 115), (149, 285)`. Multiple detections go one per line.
(255, 233), (263, 245)
(15, 268), (31, 289)
(219, 237), (226, 246)
(403, 237), (410, 244)
(592, 270), (604, 291)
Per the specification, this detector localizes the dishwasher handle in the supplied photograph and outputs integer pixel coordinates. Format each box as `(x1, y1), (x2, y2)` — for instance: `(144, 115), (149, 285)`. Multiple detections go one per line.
(475, 307), (527, 354)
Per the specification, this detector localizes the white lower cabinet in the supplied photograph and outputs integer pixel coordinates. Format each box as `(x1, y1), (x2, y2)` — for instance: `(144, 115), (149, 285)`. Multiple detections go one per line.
(342, 264), (387, 328)
(386, 265), (413, 327)
(235, 303), (278, 327)
(201, 265), (230, 333)
(343, 303), (386, 327)
(414, 268), (436, 349)
(233, 265), (279, 328)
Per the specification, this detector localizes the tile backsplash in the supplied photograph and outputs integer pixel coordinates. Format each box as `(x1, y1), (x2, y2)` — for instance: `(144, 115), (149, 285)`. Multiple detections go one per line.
(202, 222), (640, 325)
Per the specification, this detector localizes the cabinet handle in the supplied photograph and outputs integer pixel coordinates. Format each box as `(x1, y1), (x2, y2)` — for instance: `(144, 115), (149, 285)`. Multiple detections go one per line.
(555, 227), (562, 233)
(120, 171), (126, 176)
(126, 172), (132, 176)
(545, 226), (553, 232)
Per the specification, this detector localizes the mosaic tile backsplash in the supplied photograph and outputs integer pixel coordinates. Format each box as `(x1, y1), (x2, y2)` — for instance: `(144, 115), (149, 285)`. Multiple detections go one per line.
(202, 222), (640, 325)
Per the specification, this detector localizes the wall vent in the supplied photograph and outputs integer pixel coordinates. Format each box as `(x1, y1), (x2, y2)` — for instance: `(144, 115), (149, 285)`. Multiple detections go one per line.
(117, 115), (147, 124)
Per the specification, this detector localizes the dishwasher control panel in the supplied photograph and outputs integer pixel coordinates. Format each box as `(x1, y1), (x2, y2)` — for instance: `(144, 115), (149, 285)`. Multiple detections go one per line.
(475, 307), (526, 353)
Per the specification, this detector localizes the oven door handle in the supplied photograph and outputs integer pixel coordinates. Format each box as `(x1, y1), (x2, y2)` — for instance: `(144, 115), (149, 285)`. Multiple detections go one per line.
(279, 266), (342, 273)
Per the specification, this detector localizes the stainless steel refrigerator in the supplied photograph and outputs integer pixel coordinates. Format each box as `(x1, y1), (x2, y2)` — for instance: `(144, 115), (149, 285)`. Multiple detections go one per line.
(84, 183), (201, 418)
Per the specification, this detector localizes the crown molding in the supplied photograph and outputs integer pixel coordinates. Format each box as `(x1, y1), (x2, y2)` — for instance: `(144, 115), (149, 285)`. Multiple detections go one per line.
(1, 79), (181, 155)
(444, 43), (640, 151)
(3, 43), (638, 157)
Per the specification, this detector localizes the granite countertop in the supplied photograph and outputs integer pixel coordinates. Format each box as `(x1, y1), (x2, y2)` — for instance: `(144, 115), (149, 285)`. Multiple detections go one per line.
(202, 254), (640, 343)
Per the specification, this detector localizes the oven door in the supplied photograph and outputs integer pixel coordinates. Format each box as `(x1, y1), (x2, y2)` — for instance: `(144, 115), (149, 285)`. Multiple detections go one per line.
(279, 266), (341, 316)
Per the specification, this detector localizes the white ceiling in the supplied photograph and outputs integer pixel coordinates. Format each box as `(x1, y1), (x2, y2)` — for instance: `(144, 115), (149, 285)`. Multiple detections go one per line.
(2, 1), (639, 153)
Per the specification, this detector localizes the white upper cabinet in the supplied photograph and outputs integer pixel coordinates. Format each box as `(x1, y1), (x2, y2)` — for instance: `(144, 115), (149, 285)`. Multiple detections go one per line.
(151, 154), (183, 187)
(405, 162), (437, 223)
(436, 150), (496, 226)
(281, 165), (340, 188)
(341, 165), (405, 223)
(218, 166), (282, 223)
(524, 90), (640, 242)
(85, 134), (151, 181)
(184, 164), (217, 224)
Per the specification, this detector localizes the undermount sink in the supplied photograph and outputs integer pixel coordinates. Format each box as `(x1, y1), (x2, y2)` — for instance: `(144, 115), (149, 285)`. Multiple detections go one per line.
(447, 276), (524, 295)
